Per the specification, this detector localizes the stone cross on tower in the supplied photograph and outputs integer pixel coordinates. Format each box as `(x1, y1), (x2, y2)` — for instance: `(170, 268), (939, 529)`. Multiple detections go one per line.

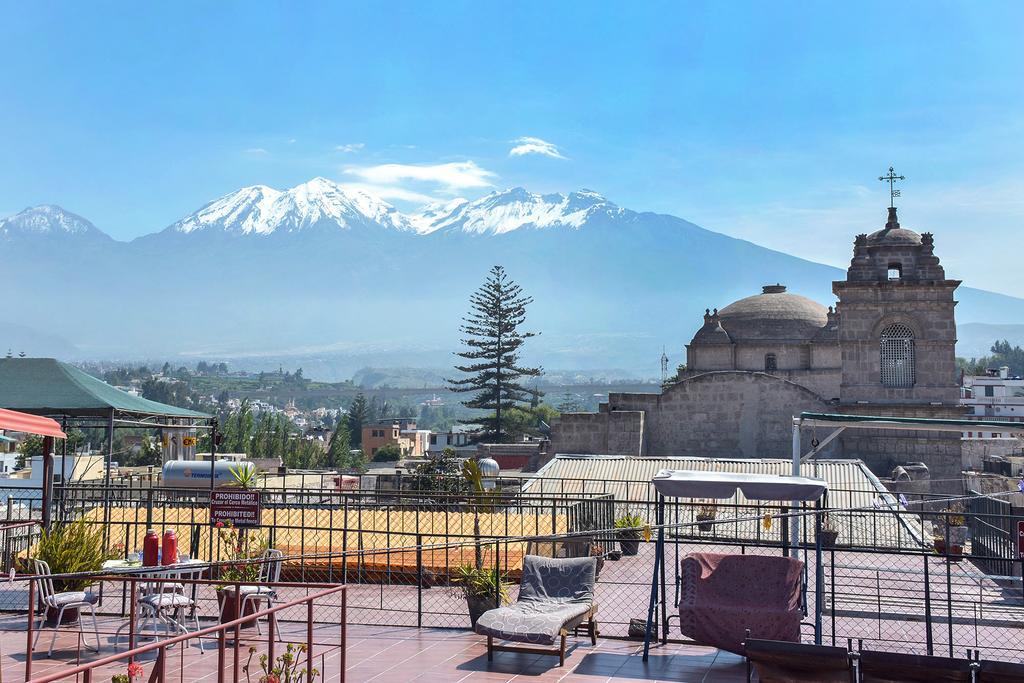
(878, 166), (905, 208)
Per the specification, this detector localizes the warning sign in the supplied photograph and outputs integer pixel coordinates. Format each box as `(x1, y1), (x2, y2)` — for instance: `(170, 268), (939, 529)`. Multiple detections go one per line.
(210, 489), (261, 528)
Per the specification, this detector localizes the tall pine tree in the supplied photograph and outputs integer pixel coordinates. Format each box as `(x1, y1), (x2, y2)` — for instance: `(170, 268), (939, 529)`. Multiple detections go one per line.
(325, 422), (351, 470)
(448, 265), (542, 443)
(347, 393), (370, 446)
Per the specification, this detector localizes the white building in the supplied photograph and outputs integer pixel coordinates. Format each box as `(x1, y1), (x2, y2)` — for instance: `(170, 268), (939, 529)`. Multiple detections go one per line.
(427, 428), (473, 454)
(961, 366), (1024, 439)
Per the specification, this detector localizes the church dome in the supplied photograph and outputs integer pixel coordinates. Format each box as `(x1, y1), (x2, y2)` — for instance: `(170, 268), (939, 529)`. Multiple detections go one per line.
(866, 207), (922, 245)
(716, 285), (829, 342)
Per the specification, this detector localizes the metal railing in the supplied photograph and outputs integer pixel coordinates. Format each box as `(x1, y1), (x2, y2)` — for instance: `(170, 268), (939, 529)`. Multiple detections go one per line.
(24, 572), (347, 683)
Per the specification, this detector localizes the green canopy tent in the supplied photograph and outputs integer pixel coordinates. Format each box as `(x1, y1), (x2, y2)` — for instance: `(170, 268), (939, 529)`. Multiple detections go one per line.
(0, 357), (213, 528)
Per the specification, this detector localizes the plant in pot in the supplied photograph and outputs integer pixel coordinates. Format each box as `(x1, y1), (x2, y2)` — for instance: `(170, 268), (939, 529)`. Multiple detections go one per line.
(33, 518), (117, 626)
(819, 513), (839, 548)
(934, 503), (967, 558)
(214, 521), (268, 624)
(590, 543), (606, 579)
(451, 564), (509, 629)
(614, 513), (649, 556)
(695, 502), (718, 533)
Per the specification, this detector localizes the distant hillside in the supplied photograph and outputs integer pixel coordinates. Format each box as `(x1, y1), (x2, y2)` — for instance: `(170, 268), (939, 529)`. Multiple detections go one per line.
(956, 323), (1024, 359)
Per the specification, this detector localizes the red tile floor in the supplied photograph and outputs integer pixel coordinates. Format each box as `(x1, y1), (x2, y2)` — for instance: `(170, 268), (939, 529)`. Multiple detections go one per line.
(1, 615), (749, 682)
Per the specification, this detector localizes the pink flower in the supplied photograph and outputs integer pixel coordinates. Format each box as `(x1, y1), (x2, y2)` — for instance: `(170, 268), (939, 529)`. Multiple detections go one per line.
(127, 661), (145, 679)
(215, 521), (224, 528)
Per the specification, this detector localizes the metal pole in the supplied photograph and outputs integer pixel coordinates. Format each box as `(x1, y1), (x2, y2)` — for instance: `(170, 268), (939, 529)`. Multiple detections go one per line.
(814, 501), (823, 645)
(40, 436), (54, 530)
(642, 494), (663, 662)
(340, 588), (347, 683)
(416, 533), (423, 628)
(102, 409), (115, 547)
(924, 553), (933, 655)
(307, 600), (315, 675)
(790, 417), (801, 560)
(26, 575), (35, 681)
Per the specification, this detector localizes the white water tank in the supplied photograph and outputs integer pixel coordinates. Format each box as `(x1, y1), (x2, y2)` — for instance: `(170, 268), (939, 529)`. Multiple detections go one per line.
(161, 460), (255, 488)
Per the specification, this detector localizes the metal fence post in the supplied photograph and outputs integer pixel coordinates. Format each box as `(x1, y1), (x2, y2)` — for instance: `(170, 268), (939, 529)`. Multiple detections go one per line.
(923, 553), (933, 655)
(26, 573), (35, 681)
(416, 533), (423, 628)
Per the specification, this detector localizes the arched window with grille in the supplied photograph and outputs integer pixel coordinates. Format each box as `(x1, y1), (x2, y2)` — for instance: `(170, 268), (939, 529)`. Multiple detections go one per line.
(880, 323), (915, 387)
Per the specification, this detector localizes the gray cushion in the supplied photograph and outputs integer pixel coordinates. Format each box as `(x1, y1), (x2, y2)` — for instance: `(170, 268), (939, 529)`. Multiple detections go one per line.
(44, 591), (98, 608)
(141, 594), (193, 608)
(475, 555), (596, 645)
(518, 555), (596, 605)
(475, 601), (592, 645)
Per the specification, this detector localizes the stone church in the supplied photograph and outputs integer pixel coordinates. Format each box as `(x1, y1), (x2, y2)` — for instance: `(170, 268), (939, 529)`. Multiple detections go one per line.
(550, 205), (964, 489)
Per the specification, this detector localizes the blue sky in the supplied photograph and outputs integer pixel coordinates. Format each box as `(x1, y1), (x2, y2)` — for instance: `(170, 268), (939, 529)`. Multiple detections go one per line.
(2, 1), (1023, 295)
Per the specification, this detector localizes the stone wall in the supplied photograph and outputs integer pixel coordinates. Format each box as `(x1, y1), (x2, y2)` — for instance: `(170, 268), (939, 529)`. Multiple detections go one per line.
(551, 372), (834, 459)
(961, 438), (1024, 471)
(837, 403), (968, 495)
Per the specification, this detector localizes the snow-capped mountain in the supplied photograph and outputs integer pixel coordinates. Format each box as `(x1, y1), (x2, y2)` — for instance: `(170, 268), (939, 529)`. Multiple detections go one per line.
(3, 179), (1023, 370)
(412, 187), (624, 235)
(0, 205), (111, 241)
(163, 177), (414, 236)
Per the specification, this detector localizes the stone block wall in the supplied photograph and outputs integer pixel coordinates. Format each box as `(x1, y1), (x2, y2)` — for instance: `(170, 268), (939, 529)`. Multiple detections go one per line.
(838, 403), (967, 495)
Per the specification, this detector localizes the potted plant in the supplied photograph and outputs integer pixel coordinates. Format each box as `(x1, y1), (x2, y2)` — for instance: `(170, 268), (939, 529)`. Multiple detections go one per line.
(614, 513), (648, 556)
(33, 518), (117, 625)
(590, 543), (605, 579)
(819, 513), (839, 548)
(214, 521), (268, 624)
(451, 564), (509, 628)
(696, 502), (718, 533)
(934, 504), (967, 558)
(111, 662), (145, 683)
(244, 643), (320, 682)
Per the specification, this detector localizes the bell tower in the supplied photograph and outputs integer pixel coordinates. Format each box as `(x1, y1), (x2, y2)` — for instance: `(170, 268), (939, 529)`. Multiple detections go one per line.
(832, 170), (964, 492)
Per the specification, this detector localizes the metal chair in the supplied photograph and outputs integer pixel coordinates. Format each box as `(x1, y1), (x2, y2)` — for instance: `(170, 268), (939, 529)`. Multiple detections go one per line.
(134, 569), (205, 653)
(219, 549), (284, 638)
(31, 559), (101, 657)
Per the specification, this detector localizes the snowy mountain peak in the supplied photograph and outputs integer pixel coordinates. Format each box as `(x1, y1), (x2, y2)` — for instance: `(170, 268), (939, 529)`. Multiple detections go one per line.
(0, 205), (110, 240)
(167, 177), (412, 236)
(411, 187), (622, 235)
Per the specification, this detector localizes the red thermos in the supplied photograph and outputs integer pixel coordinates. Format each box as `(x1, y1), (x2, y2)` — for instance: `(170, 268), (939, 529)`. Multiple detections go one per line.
(143, 529), (159, 567)
(161, 529), (178, 566)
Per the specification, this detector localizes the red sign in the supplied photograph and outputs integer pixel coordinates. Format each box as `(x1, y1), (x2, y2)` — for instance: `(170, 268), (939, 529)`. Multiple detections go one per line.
(210, 489), (261, 528)
(1018, 521), (1024, 560)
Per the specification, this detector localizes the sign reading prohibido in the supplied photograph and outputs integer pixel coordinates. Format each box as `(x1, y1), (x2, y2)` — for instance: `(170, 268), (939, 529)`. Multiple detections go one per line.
(210, 489), (261, 528)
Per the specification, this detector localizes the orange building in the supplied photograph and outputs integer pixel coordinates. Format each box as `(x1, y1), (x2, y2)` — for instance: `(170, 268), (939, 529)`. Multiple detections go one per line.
(362, 419), (429, 459)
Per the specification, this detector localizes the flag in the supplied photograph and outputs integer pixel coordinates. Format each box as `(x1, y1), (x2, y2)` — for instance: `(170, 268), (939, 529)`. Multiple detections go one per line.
(1018, 479), (1023, 493)
(899, 493), (909, 507)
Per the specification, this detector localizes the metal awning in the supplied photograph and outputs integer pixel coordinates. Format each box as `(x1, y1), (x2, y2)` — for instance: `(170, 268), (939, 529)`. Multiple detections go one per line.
(0, 408), (67, 439)
(651, 469), (827, 501)
(798, 411), (1024, 433)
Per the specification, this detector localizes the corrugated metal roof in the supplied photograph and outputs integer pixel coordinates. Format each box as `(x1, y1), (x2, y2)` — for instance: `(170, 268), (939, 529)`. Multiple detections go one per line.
(522, 455), (926, 549)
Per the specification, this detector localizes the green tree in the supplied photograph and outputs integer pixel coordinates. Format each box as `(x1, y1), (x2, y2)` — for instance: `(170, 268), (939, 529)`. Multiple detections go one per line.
(347, 393), (370, 447)
(448, 265), (543, 443)
(325, 423), (351, 470)
(16, 434), (44, 469)
(371, 443), (402, 462)
(412, 447), (465, 500)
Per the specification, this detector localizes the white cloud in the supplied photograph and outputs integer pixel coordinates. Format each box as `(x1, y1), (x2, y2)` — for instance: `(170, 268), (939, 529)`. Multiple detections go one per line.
(243, 147), (269, 155)
(344, 160), (496, 192)
(340, 182), (436, 204)
(334, 143), (365, 153)
(287, 138), (297, 144)
(509, 136), (566, 160)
